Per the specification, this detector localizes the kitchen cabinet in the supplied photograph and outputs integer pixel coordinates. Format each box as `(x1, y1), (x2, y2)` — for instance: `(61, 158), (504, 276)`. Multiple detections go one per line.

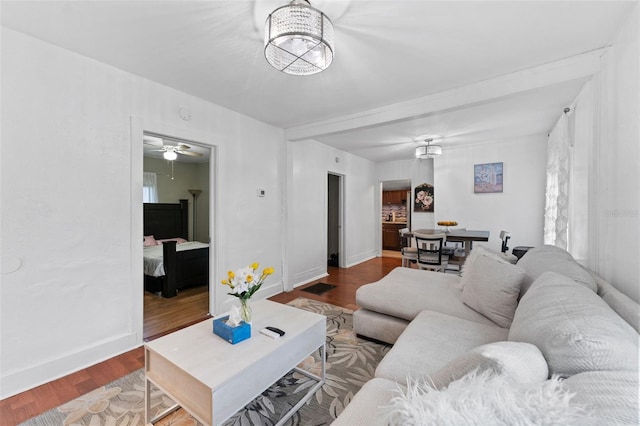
(382, 222), (405, 250)
(382, 190), (407, 204)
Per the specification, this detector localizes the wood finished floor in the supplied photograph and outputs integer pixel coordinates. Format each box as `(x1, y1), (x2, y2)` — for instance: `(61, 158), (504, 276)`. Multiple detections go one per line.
(0, 256), (401, 426)
(144, 285), (211, 340)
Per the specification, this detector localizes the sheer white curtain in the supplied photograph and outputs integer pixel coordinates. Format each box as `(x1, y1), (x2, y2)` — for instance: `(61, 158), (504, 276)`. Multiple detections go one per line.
(544, 114), (571, 248)
(143, 172), (159, 203)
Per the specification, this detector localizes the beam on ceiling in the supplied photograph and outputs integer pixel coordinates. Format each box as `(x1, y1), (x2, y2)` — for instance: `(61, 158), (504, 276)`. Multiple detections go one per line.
(285, 48), (605, 141)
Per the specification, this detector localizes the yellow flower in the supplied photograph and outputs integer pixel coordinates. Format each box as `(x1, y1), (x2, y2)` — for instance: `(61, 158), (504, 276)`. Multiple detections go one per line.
(247, 275), (253, 283)
(251, 262), (259, 270)
(221, 279), (228, 285)
(227, 270), (235, 280)
(263, 267), (274, 277)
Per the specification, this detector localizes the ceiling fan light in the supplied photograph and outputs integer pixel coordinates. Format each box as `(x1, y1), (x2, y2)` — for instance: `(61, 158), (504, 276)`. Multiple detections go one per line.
(163, 150), (178, 161)
(264, 0), (334, 75)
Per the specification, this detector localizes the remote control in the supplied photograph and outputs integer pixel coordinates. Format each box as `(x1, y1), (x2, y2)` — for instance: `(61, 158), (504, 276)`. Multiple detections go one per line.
(266, 326), (285, 336)
(260, 328), (280, 339)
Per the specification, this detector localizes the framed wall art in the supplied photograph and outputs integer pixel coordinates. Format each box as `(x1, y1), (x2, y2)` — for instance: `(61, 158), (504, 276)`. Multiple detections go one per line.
(474, 162), (503, 193)
(414, 183), (434, 212)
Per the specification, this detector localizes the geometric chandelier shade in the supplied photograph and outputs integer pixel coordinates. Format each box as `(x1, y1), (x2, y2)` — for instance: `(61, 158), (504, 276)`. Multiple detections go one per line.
(264, 0), (334, 75)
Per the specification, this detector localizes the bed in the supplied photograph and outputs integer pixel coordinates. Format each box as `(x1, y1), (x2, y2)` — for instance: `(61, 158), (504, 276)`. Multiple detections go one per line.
(144, 199), (209, 298)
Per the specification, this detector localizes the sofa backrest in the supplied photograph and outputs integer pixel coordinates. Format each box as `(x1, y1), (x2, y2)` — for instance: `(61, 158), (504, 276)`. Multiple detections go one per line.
(516, 245), (596, 298)
(591, 272), (640, 333)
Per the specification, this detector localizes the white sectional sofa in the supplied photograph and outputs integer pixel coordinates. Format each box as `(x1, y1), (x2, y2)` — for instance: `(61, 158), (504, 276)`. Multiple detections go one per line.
(333, 245), (639, 425)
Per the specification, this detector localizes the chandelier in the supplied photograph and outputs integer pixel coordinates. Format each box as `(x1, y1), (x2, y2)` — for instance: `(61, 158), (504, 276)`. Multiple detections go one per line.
(264, 0), (334, 75)
(415, 139), (442, 159)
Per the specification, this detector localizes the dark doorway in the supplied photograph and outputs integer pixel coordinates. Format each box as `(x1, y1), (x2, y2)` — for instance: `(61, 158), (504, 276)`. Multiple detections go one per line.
(328, 173), (341, 267)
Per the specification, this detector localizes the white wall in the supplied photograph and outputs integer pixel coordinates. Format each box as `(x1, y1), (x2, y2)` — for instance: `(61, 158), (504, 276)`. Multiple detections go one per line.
(0, 28), (286, 398)
(591, 6), (640, 302)
(434, 137), (547, 251)
(286, 140), (377, 288)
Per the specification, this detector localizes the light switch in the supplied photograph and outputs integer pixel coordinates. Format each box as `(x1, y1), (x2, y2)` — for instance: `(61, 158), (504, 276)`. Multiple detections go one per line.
(257, 188), (266, 197)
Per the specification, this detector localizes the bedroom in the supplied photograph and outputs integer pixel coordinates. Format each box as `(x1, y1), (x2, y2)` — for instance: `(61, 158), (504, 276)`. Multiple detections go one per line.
(142, 134), (212, 338)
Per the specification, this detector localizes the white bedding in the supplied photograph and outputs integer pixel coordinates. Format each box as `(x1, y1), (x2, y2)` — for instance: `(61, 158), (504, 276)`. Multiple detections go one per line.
(143, 241), (210, 277)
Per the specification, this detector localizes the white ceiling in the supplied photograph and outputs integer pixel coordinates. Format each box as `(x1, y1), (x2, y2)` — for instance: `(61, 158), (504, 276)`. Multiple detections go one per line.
(2, 0), (635, 162)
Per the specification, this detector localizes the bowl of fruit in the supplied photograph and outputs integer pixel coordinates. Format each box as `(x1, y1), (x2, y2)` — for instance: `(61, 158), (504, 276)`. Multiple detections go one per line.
(437, 221), (458, 232)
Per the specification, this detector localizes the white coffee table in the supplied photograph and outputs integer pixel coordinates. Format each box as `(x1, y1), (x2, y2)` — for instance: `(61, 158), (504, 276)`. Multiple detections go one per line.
(144, 299), (326, 426)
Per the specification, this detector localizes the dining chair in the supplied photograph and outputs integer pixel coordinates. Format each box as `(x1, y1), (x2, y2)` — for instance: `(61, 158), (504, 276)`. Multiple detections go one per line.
(414, 232), (448, 273)
(500, 230), (511, 253)
(399, 228), (417, 267)
(441, 228), (466, 255)
(443, 228), (466, 273)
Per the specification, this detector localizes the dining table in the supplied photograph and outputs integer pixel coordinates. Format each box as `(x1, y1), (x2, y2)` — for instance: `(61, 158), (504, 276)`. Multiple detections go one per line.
(409, 229), (490, 258)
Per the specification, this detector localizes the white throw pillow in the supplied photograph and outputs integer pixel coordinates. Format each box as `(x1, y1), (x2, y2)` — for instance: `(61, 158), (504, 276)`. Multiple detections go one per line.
(428, 341), (548, 389)
(458, 246), (516, 289)
(384, 371), (592, 426)
(461, 255), (526, 328)
(509, 271), (639, 377)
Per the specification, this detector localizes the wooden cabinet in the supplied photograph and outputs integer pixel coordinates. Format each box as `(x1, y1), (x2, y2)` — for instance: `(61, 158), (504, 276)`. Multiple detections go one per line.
(382, 190), (407, 205)
(382, 223), (404, 250)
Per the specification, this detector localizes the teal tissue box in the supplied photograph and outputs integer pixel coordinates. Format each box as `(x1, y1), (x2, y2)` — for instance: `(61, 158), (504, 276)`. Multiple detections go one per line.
(213, 316), (251, 344)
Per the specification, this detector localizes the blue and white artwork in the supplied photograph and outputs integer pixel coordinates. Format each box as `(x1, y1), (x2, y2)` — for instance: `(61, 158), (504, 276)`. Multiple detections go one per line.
(474, 162), (503, 193)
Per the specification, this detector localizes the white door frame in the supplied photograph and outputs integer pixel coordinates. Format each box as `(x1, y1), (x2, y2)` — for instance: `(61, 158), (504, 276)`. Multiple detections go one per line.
(130, 117), (218, 339)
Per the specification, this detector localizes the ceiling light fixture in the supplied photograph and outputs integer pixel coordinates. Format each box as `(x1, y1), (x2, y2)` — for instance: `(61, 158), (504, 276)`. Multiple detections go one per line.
(163, 150), (178, 161)
(264, 0), (334, 75)
(415, 139), (442, 159)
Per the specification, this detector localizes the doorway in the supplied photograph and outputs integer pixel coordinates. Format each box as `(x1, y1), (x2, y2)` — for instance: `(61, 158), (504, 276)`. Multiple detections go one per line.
(381, 179), (411, 258)
(142, 132), (212, 339)
(327, 173), (344, 268)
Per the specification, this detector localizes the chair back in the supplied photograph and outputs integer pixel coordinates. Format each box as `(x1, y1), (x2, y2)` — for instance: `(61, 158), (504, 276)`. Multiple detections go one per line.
(398, 228), (411, 248)
(414, 232), (446, 266)
(500, 230), (511, 253)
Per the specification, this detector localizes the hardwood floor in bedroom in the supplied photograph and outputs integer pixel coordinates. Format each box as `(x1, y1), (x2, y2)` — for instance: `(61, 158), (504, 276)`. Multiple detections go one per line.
(0, 256), (401, 426)
(144, 285), (210, 340)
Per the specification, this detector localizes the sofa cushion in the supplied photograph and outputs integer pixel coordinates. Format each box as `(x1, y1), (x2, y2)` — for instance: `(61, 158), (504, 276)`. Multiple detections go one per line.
(461, 255), (526, 327)
(429, 341), (548, 389)
(516, 245), (596, 297)
(592, 272), (640, 333)
(458, 246), (517, 288)
(508, 271), (639, 377)
(375, 310), (508, 383)
(562, 370), (639, 425)
(330, 378), (401, 426)
(353, 308), (410, 344)
(356, 267), (496, 327)
(383, 372), (591, 426)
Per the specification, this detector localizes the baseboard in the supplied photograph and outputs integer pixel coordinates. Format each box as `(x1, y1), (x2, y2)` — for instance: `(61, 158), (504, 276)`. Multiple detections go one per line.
(345, 251), (377, 268)
(291, 267), (329, 289)
(0, 332), (139, 399)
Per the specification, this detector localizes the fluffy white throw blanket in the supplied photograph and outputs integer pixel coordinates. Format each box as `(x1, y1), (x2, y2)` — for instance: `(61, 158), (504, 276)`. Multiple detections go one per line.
(384, 371), (592, 426)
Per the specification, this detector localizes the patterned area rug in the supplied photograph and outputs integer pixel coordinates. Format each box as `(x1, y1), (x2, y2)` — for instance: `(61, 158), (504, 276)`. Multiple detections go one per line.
(21, 298), (390, 426)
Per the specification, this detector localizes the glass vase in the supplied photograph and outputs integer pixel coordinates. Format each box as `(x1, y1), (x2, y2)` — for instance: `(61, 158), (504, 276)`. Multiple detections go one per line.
(239, 298), (252, 324)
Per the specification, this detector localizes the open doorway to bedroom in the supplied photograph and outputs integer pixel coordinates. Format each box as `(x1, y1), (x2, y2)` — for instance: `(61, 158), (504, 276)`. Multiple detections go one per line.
(142, 132), (211, 339)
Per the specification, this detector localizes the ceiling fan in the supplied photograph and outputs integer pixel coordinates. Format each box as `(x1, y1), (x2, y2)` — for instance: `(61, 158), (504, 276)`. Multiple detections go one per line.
(143, 135), (203, 161)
